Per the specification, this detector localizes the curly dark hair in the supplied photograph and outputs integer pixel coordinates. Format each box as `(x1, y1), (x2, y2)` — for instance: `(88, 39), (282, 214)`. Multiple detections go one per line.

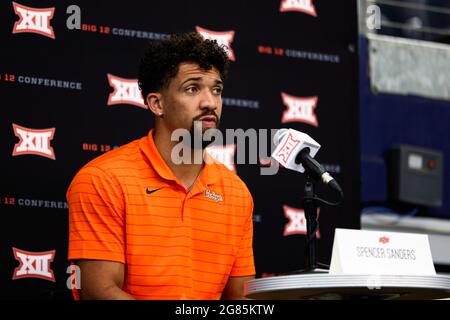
(138, 32), (230, 101)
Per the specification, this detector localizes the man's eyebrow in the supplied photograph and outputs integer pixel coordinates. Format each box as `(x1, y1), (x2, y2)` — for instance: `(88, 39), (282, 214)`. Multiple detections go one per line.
(180, 77), (223, 86)
(181, 77), (201, 86)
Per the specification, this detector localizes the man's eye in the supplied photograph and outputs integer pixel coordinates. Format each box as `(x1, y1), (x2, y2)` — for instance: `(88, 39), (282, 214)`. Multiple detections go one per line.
(213, 87), (223, 95)
(185, 86), (198, 93)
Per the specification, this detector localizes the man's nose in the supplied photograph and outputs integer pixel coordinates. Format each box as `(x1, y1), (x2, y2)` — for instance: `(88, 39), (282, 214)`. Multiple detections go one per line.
(199, 89), (217, 110)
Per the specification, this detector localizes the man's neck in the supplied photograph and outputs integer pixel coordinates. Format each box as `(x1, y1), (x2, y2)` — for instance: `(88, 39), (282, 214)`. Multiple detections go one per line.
(153, 127), (204, 191)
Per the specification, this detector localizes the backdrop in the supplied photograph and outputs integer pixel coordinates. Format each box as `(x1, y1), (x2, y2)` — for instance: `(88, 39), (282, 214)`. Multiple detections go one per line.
(0, 0), (360, 299)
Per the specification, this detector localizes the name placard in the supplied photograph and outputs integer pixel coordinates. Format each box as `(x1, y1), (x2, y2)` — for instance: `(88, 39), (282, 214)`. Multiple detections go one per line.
(329, 228), (436, 275)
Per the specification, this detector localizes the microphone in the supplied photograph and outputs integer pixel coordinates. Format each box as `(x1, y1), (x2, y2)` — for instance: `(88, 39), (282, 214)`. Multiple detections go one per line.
(272, 128), (343, 195)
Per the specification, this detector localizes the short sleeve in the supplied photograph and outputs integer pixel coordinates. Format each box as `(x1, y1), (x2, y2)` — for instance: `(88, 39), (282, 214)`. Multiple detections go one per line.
(230, 193), (255, 277)
(67, 166), (125, 263)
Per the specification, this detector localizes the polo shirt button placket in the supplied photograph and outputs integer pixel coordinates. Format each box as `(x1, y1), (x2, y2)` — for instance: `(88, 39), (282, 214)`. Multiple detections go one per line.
(181, 193), (186, 221)
(179, 186), (189, 222)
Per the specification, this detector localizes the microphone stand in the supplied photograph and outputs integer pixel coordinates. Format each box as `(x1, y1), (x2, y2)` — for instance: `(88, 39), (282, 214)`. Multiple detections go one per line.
(304, 175), (326, 273)
(289, 175), (328, 274)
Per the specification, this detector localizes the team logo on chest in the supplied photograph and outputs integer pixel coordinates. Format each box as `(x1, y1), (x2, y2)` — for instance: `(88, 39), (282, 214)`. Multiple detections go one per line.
(205, 189), (223, 202)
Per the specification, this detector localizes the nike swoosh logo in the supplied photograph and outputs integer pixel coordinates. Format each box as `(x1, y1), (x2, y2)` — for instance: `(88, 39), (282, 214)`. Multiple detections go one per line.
(146, 187), (162, 195)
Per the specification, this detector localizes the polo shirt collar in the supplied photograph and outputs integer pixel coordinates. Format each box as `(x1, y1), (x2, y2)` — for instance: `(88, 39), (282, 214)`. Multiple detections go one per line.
(139, 128), (178, 182)
(140, 129), (221, 187)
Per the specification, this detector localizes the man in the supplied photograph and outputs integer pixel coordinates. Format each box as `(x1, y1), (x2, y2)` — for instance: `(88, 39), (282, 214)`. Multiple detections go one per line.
(67, 32), (255, 300)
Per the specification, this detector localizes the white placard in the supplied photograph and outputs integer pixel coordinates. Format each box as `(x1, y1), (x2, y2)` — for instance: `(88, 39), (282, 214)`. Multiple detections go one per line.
(329, 228), (436, 275)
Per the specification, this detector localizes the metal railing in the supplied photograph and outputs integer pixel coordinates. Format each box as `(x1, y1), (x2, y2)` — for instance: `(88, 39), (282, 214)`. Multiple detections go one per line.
(359, 0), (450, 43)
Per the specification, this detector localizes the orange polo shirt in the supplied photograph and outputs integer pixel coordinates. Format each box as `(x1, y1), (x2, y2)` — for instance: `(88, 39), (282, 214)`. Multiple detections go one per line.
(67, 129), (255, 300)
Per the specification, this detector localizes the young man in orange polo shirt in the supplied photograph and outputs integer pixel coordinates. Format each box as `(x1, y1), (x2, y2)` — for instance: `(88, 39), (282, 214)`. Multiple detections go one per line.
(67, 32), (255, 299)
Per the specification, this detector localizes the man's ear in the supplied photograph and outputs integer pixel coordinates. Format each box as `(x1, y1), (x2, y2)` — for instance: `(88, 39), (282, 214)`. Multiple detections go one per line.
(146, 92), (164, 117)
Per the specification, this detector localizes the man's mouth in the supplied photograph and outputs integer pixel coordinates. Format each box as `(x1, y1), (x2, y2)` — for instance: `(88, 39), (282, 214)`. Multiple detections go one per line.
(198, 116), (217, 127)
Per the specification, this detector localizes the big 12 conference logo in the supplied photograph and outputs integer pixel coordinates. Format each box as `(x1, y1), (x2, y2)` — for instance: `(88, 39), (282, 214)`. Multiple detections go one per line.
(196, 26), (236, 61)
(12, 248), (56, 282)
(279, 0), (317, 17)
(12, 2), (56, 39)
(12, 123), (56, 160)
(274, 132), (301, 165)
(283, 205), (320, 237)
(107, 74), (147, 109)
(281, 92), (319, 127)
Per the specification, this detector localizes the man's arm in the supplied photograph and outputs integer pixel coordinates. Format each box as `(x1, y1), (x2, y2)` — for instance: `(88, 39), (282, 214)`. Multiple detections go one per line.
(221, 275), (255, 300)
(76, 260), (135, 300)
(68, 166), (129, 299)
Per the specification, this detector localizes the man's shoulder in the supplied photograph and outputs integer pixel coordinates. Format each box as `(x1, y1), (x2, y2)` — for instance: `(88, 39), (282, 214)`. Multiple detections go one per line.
(213, 163), (252, 197)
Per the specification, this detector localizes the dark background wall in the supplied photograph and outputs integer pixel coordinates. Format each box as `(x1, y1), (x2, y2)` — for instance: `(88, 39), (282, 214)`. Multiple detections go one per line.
(0, 0), (359, 299)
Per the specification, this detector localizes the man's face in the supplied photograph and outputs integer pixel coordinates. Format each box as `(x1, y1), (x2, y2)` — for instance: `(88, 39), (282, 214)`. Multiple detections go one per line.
(160, 62), (223, 134)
